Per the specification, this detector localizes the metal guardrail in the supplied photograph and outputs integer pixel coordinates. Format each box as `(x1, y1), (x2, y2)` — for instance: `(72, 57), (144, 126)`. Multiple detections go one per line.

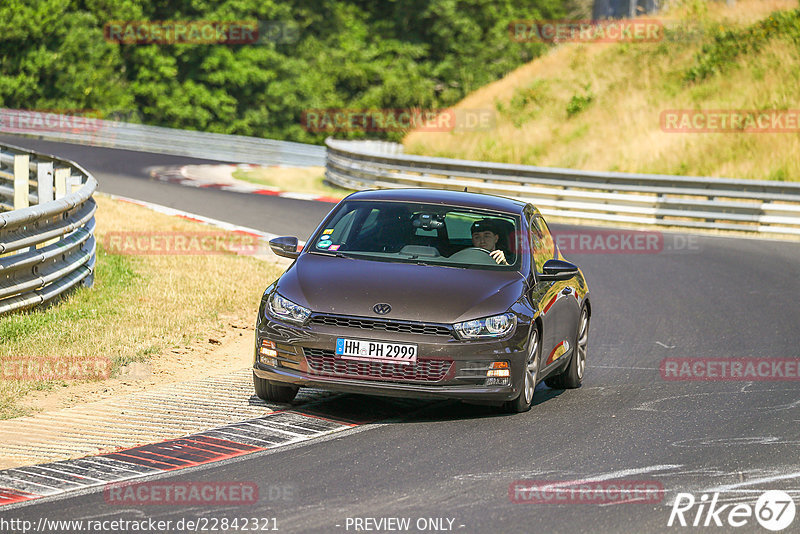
(0, 109), (326, 167)
(325, 138), (800, 236)
(0, 142), (97, 315)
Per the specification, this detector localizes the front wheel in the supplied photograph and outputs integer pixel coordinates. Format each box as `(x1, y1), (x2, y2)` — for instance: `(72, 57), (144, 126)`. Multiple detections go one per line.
(504, 328), (540, 413)
(253, 372), (299, 403)
(545, 305), (589, 389)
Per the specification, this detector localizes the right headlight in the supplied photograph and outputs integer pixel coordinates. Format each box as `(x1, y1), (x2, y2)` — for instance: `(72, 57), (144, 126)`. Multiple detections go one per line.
(267, 292), (311, 325)
(454, 313), (516, 340)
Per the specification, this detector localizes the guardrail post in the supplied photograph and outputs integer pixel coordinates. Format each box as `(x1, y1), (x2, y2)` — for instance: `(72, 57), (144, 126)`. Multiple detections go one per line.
(82, 235), (96, 288)
(54, 168), (70, 199)
(68, 174), (82, 194)
(13, 154), (30, 209)
(37, 161), (54, 204)
(1, 143), (98, 315)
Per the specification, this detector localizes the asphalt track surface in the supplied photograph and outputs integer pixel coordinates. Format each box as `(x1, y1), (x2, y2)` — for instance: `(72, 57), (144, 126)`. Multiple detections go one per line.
(2, 134), (800, 533)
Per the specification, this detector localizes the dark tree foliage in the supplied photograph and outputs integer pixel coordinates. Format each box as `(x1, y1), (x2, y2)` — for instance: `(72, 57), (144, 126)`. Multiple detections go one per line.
(0, 0), (564, 142)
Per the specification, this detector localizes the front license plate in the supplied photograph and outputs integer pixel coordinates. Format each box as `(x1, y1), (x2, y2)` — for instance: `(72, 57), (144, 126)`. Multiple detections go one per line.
(335, 338), (417, 365)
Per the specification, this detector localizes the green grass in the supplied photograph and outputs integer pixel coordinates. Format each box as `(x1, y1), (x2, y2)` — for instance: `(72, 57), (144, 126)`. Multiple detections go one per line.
(0, 194), (288, 420)
(685, 9), (800, 82)
(0, 249), (137, 345)
(0, 245), (142, 419)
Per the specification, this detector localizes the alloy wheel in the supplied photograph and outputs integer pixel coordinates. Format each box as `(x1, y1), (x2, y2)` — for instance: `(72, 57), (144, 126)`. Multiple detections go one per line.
(524, 329), (540, 404)
(576, 309), (589, 379)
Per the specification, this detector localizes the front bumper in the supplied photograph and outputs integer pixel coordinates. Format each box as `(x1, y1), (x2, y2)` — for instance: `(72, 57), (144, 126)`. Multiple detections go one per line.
(253, 311), (532, 402)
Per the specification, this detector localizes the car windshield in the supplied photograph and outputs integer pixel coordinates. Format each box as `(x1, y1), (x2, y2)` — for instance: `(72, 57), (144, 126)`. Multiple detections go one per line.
(309, 200), (522, 270)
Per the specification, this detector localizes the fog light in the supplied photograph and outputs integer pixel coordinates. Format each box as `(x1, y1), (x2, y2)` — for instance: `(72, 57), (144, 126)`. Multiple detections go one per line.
(259, 340), (278, 365)
(487, 361), (510, 378)
(260, 340), (277, 356)
(485, 361), (510, 385)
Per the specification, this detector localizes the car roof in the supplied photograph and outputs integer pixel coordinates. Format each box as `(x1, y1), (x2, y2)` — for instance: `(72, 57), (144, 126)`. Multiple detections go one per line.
(343, 188), (528, 214)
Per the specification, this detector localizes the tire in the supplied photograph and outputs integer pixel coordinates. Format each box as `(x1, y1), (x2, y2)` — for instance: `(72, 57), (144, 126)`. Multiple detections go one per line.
(503, 327), (541, 413)
(253, 372), (299, 403)
(544, 305), (589, 389)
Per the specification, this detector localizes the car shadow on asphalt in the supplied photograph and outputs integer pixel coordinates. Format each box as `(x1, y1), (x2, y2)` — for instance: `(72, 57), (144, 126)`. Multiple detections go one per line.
(254, 383), (566, 424)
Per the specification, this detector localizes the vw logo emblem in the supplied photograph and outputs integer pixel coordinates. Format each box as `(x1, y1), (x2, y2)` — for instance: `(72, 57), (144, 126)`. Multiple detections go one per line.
(373, 303), (391, 315)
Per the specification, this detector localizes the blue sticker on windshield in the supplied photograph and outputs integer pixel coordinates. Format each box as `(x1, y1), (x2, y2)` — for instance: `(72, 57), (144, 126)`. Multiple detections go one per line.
(317, 240), (332, 249)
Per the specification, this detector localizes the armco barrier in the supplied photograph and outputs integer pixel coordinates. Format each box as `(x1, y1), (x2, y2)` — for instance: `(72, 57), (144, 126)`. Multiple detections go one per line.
(0, 109), (325, 167)
(325, 138), (800, 236)
(0, 143), (97, 315)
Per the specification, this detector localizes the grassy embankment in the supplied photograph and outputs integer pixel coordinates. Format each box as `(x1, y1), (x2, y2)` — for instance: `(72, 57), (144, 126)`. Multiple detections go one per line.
(404, 0), (800, 182)
(0, 195), (285, 419)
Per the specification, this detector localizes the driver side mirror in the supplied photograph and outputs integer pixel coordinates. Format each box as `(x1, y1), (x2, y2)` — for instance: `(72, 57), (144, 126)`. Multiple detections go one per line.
(538, 259), (579, 281)
(269, 236), (300, 259)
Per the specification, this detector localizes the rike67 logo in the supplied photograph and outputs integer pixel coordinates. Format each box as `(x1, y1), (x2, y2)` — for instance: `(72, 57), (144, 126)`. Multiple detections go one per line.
(668, 490), (796, 531)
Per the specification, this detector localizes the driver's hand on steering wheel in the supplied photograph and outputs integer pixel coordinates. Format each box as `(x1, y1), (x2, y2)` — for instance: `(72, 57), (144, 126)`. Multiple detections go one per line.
(490, 249), (508, 265)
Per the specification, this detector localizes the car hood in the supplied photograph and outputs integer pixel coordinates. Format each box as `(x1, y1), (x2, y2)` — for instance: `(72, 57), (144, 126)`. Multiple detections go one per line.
(277, 253), (526, 324)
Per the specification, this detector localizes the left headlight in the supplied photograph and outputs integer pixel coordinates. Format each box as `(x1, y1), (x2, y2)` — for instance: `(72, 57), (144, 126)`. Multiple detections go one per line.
(267, 292), (311, 325)
(454, 313), (516, 340)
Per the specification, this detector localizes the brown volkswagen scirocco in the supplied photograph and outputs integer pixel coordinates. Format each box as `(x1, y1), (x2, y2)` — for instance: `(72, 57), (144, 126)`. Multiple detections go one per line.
(254, 189), (590, 412)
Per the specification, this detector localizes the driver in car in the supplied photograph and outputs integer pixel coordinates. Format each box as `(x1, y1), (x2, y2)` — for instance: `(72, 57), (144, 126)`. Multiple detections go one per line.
(471, 219), (509, 265)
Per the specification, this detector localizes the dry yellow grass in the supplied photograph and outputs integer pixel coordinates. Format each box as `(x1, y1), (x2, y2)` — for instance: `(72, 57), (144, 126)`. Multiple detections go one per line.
(404, 0), (800, 181)
(0, 195), (285, 419)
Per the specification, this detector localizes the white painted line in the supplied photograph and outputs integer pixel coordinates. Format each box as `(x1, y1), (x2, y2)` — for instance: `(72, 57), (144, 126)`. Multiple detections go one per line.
(0, 474), (62, 494)
(704, 470), (800, 493)
(238, 421), (308, 438)
(523, 464), (682, 489)
(29, 465), (106, 484)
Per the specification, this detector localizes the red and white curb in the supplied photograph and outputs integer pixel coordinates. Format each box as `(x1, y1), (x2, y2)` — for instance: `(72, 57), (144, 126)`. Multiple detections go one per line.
(0, 410), (355, 508)
(0, 394), (429, 509)
(149, 165), (341, 203)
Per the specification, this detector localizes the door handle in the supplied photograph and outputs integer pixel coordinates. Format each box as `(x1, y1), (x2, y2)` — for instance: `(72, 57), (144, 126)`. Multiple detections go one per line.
(561, 287), (573, 296)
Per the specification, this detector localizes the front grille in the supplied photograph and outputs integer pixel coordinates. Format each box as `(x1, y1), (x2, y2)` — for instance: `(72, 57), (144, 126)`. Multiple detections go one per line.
(304, 348), (452, 382)
(310, 314), (452, 337)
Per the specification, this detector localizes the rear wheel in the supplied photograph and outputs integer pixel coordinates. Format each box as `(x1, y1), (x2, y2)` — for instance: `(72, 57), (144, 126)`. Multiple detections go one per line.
(503, 328), (540, 413)
(545, 305), (589, 389)
(253, 372), (299, 403)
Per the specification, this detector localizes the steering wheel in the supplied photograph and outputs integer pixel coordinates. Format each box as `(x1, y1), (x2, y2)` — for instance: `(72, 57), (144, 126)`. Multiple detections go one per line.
(448, 246), (497, 265)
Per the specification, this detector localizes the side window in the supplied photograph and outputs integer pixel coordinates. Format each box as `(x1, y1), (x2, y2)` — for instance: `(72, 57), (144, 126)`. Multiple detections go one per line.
(531, 216), (554, 274)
